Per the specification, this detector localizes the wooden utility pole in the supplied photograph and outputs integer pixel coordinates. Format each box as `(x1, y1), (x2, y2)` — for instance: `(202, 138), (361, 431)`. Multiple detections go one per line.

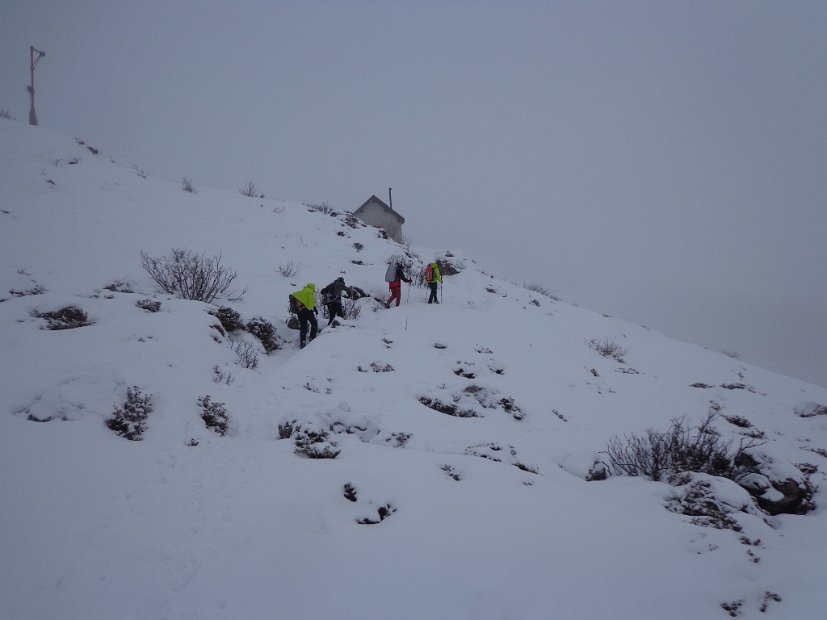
(28, 46), (46, 126)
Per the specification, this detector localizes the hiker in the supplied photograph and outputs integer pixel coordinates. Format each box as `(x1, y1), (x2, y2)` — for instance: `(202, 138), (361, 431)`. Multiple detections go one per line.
(289, 283), (318, 348)
(425, 261), (442, 304)
(386, 263), (410, 308)
(320, 276), (351, 326)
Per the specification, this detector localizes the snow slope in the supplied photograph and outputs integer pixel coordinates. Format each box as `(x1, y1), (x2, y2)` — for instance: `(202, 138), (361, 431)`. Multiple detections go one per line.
(2, 119), (826, 620)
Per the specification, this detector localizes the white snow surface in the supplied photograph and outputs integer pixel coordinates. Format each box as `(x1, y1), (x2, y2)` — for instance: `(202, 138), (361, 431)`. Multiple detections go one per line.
(2, 119), (827, 619)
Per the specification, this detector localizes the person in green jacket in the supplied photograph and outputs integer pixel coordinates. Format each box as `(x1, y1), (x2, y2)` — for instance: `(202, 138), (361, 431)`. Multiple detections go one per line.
(425, 261), (442, 304)
(289, 283), (318, 348)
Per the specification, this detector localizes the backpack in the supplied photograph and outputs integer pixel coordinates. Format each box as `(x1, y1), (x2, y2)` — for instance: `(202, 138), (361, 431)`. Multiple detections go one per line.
(424, 264), (434, 283)
(320, 284), (333, 304)
(384, 263), (397, 283)
(288, 295), (299, 314)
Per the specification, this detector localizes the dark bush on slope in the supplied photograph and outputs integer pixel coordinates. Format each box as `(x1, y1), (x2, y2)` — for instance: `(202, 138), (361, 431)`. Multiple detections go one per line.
(37, 305), (92, 330)
(197, 395), (230, 436)
(210, 306), (244, 333)
(246, 317), (278, 353)
(106, 386), (153, 441)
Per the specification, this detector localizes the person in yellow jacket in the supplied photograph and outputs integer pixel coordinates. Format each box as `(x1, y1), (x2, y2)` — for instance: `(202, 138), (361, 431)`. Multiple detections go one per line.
(289, 283), (318, 348)
(425, 261), (442, 304)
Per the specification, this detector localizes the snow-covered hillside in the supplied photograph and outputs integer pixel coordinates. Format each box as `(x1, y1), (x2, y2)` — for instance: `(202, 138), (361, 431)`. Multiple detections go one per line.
(2, 119), (827, 620)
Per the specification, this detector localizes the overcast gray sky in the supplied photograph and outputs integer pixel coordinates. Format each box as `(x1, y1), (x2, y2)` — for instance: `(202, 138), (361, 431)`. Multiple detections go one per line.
(2, 0), (825, 387)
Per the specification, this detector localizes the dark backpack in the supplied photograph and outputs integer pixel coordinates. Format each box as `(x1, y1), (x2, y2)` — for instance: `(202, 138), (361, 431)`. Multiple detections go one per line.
(320, 283), (334, 304)
(288, 295), (299, 314)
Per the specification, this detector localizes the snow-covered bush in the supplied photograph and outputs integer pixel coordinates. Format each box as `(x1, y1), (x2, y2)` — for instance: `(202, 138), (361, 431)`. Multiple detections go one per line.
(246, 317), (278, 353)
(9, 281), (47, 297)
(140, 248), (243, 303)
(343, 483), (358, 502)
(36, 305), (92, 330)
(665, 475), (753, 532)
(106, 386), (153, 441)
(210, 305), (244, 333)
(103, 280), (134, 293)
(357, 503), (396, 525)
(181, 177), (196, 193)
(419, 396), (479, 418)
(278, 418), (341, 459)
(197, 395), (229, 436)
(135, 299), (161, 312)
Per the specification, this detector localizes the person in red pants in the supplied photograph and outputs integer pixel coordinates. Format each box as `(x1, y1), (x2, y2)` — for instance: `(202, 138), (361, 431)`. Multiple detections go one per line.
(386, 263), (410, 308)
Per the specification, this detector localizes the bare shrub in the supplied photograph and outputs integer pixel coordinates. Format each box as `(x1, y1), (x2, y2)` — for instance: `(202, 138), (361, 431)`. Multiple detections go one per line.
(0, 109), (15, 120)
(231, 339), (258, 369)
(140, 249), (245, 303)
(278, 261), (302, 278)
(106, 386), (153, 441)
(239, 181), (264, 198)
(182, 177), (196, 193)
(587, 337), (628, 362)
(212, 365), (234, 385)
(197, 395), (230, 436)
(133, 165), (149, 179)
(603, 414), (760, 481)
(341, 297), (362, 320)
(303, 200), (335, 215)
